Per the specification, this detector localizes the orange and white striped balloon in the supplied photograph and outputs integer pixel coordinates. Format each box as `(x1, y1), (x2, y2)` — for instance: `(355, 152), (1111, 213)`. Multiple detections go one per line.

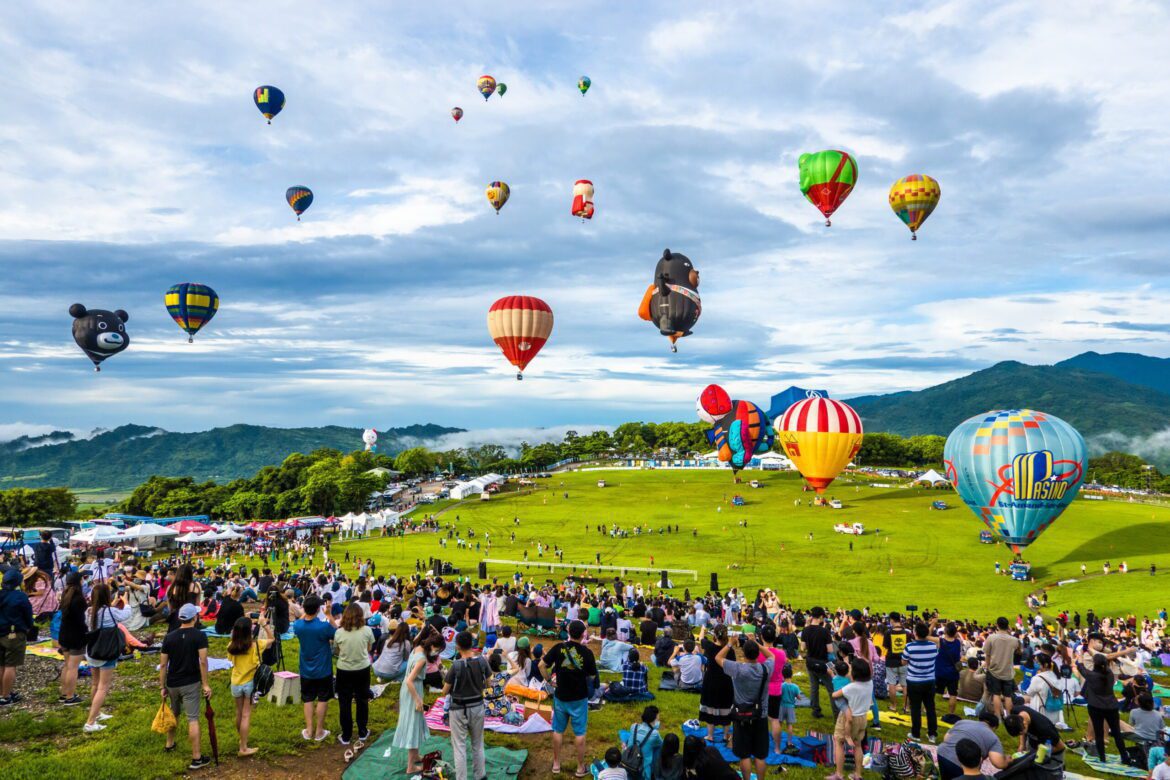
(487, 296), (553, 380)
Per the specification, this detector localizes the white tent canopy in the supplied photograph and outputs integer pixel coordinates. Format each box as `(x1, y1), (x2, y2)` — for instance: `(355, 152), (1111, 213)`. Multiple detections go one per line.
(118, 522), (179, 550)
(917, 469), (949, 484)
(450, 473), (505, 500)
(218, 529), (246, 540)
(70, 526), (125, 544)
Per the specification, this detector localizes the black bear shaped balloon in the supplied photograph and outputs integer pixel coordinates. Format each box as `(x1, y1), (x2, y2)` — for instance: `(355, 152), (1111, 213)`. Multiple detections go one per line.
(637, 248), (701, 352)
(69, 303), (129, 371)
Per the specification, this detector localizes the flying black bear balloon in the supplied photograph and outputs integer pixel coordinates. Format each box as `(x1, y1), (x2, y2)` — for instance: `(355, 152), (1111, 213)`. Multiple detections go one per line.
(637, 248), (701, 352)
(69, 304), (129, 371)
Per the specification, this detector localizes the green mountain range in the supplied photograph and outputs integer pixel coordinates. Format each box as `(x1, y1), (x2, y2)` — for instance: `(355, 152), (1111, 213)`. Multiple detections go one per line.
(848, 355), (1170, 439)
(0, 423), (461, 491)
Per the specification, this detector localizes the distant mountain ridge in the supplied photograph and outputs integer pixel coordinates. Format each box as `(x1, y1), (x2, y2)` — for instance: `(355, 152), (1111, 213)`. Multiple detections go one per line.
(1056, 351), (1170, 396)
(847, 355), (1170, 440)
(0, 423), (461, 491)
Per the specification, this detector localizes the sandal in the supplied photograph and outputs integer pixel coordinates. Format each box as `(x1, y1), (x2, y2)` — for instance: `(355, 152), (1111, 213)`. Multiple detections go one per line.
(551, 765), (562, 774)
(574, 770), (590, 778)
(164, 744), (176, 752)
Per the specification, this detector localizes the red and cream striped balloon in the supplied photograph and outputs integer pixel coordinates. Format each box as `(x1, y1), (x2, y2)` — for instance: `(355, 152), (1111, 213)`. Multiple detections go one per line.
(775, 393), (864, 493)
(487, 295), (553, 380)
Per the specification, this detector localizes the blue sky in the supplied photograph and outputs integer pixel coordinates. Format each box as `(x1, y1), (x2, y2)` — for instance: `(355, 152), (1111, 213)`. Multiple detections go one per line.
(2, 1), (1169, 438)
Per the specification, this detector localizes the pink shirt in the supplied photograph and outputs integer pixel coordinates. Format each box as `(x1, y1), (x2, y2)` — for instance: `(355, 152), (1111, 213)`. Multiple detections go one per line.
(767, 647), (788, 696)
(850, 636), (881, 665)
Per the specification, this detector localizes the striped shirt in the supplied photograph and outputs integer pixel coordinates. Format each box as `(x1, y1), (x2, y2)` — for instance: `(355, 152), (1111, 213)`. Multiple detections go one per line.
(904, 640), (939, 683)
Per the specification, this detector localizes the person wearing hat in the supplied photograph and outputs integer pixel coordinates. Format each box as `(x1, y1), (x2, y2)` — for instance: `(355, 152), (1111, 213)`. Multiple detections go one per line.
(159, 603), (212, 771)
(0, 567), (34, 706)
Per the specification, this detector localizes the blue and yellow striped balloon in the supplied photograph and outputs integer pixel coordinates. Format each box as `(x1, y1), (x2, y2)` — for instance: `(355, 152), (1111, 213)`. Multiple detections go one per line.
(286, 186), (313, 220)
(165, 283), (219, 343)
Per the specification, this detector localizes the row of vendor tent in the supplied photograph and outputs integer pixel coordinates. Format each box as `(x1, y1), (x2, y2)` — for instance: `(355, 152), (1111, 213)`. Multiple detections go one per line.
(450, 473), (505, 500)
(176, 529), (246, 543)
(245, 516), (335, 532)
(337, 510), (399, 533)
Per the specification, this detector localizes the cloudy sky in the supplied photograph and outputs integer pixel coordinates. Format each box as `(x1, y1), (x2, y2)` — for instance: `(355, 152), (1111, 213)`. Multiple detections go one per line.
(1, 0), (1168, 437)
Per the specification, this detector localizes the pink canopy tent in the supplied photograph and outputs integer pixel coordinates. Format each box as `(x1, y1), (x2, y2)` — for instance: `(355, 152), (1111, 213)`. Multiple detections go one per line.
(172, 519), (212, 534)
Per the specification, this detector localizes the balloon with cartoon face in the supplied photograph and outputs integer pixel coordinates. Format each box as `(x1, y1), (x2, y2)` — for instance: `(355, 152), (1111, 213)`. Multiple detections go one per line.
(637, 248), (701, 352)
(69, 303), (129, 371)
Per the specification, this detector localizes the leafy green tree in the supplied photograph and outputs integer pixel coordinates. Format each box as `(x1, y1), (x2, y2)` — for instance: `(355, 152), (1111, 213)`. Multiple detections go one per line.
(0, 487), (79, 526)
(394, 447), (435, 476)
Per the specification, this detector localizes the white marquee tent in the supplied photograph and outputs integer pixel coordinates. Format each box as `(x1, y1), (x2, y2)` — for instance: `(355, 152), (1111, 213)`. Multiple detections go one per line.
(450, 473), (504, 500)
(117, 522), (179, 550)
(916, 469), (950, 485)
(70, 526), (126, 545)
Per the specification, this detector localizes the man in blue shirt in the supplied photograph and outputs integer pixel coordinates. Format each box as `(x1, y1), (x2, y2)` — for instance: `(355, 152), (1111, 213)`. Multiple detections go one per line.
(293, 595), (336, 742)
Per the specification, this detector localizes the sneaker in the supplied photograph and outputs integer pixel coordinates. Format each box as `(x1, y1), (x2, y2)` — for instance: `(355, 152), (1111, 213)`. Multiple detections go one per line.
(927, 734), (937, 744)
(0, 697), (11, 707)
(357, 730), (371, 742)
(83, 722), (106, 733)
(6, 692), (21, 703)
(188, 756), (211, 771)
(61, 695), (83, 706)
(338, 735), (350, 745)
(870, 724), (881, 732)
(97, 712), (113, 722)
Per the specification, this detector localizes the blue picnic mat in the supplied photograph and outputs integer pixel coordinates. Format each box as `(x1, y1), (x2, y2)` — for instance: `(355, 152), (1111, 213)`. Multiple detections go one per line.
(1079, 754), (1150, 778)
(660, 722), (820, 767)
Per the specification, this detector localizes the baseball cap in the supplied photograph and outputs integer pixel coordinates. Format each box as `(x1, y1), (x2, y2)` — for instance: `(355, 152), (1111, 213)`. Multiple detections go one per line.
(178, 603), (200, 622)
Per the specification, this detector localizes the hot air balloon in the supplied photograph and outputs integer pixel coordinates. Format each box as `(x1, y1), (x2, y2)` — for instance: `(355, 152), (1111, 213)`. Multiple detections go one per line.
(496, 82), (507, 97)
(165, 283), (219, 343)
(486, 181), (510, 213)
(253, 85), (285, 124)
(775, 392), (863, 493)
(889, 174), (941, 240)
(572, 179), (594, 219)
(478, 75), (496, 101)
(451, 107), (464, 123)
(578, 76), (591, 96)
(286, 186), (313, 220)
(696, 384), (773, 480)
(362, 428), (378, 452)
(69, 304), (129, 372)
(943, 409), (1086, 553)
(487, 295), (553, 380)
(798, 150), (858, 226)
(637, 249), (700, 352)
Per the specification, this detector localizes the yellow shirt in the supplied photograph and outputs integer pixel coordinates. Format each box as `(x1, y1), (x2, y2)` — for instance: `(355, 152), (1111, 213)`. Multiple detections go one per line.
(229, 638), (270, 687)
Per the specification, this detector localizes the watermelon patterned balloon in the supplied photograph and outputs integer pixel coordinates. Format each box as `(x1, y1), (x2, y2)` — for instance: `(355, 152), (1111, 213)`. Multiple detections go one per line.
(798, 150), (858, 226)
(889, 174), (941, 240)
(943, 409), (1086, 553)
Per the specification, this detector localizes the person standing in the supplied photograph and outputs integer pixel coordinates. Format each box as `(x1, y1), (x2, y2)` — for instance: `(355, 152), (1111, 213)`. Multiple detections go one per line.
(440, 631), (491, 780)
(31, 530), (58, 579)
(759, 624), (790, 756)
(82, 582), (129, 732)
(698, 625), (735, 742)
(293, 595), (336, 742)
(334, 603), (374, 747)
(935, 622), (963, 717)
(393, 628), (437, 775)
(55, 572), (88, 705)
(904, 622), (940, 742)
(1075, 650), (1133, 762)
(801, 606), (834, 719)
(715, 635), (773, 780)
(0, 568), (33, 706)
(226, 614), (273, 757)
(882, 612), (910, 714)
(982, 618), (1020, 719)
(540, 619), (598, 776)
(159, 603), (213, 771)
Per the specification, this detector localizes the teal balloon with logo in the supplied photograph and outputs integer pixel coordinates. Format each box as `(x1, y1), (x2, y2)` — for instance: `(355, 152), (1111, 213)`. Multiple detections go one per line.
(943, 409), (1086, 552)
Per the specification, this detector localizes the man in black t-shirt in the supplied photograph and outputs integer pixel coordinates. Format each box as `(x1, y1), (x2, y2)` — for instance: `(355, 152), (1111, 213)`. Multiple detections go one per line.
(800, 606), (833, 718)
(639, 616), (658, 646)
(159, 604), (212, 771)
(883, 612), (911, 712)
(1004, 706), (1064, 756)
(540, 620), (598, 775)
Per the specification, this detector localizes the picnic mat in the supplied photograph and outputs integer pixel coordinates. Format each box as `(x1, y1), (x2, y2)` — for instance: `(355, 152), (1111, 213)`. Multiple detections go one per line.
(425, 695), (551, 735)
(343, 730), (527, 780)
(677, 721), (818, 767)
(26, 641), (65, 661)
(869, 709), (954, 730)
(1077, 753), (1150, 777)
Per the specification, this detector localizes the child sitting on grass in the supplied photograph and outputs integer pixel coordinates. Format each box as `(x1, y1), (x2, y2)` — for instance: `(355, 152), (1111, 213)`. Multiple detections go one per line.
(597, 746), (628, 779)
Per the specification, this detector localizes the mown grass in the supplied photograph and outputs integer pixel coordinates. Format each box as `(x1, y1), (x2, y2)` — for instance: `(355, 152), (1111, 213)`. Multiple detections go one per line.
(1, 468), (1163, 778)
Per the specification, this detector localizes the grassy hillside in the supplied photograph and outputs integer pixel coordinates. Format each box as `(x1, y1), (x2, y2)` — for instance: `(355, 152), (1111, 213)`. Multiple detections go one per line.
(0, 423), (461, 490)
(849, 360), (1170, 438)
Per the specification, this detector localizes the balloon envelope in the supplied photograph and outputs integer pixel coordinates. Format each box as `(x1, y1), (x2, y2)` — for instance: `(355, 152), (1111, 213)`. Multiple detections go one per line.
(572, 179), (594, 219)
(165, 283), (219, 342)
(253, 85), (285, 123)
(637, 249), (700, 350)
(362, 428), (378, 451)
(478, 75), (496, 100)
(69, 303), (129, 371)
(699, 389), (773, 473)
(496, 82), (507, 97)
(798, 150), (858, 225)
(451, 107), (463, 122)
(578, 76), (591, 95)
(944, 409), (1086, 553)
(775, 393), (863, 493)
(286, 186), (313, 218)
(889, 174), (941, 238)
(486, 181), (510, 212)
(487, 295), (553, 376)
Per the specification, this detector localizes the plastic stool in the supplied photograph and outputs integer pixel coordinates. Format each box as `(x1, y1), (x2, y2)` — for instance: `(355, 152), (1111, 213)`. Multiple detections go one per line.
(268, 671), (301, 705)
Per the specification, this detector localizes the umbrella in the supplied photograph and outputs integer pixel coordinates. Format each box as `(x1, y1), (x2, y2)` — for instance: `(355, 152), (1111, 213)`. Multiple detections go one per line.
(203, 694), (219, 765)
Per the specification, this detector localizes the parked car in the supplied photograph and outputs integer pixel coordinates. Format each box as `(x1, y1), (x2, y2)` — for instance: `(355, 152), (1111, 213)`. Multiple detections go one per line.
(833, 522), (865, 535)
(829, 499), (843, 509)
(597, 480), (607, 488)
(731, 495), (745, 506)
(749, 480), (761, 489)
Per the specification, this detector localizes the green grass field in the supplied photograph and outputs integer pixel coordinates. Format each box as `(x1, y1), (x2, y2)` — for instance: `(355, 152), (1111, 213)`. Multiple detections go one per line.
(330, 469), (1170, 620)
(2, 468), (1166, 780)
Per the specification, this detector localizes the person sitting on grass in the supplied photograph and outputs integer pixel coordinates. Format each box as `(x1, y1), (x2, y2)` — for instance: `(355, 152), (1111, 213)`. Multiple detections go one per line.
(653, 627), (676, 667)
(623, 705), (663, 780)
(667, 639), (705, 690)
(600, 627), (635, 672)
(597, 746), (628, 780)
(621, 648), (649, 696)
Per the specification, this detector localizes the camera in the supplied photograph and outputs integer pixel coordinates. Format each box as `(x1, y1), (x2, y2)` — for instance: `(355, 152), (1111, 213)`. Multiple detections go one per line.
(1059, 664), (1073, 679)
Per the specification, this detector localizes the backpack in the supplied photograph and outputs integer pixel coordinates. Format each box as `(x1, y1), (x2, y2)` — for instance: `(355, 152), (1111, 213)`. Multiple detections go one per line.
(1038, 674), (1065, 713)
(620, 725), (655, 775)
(252, 643), (275, 698)
(884, 741), (933, 780)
